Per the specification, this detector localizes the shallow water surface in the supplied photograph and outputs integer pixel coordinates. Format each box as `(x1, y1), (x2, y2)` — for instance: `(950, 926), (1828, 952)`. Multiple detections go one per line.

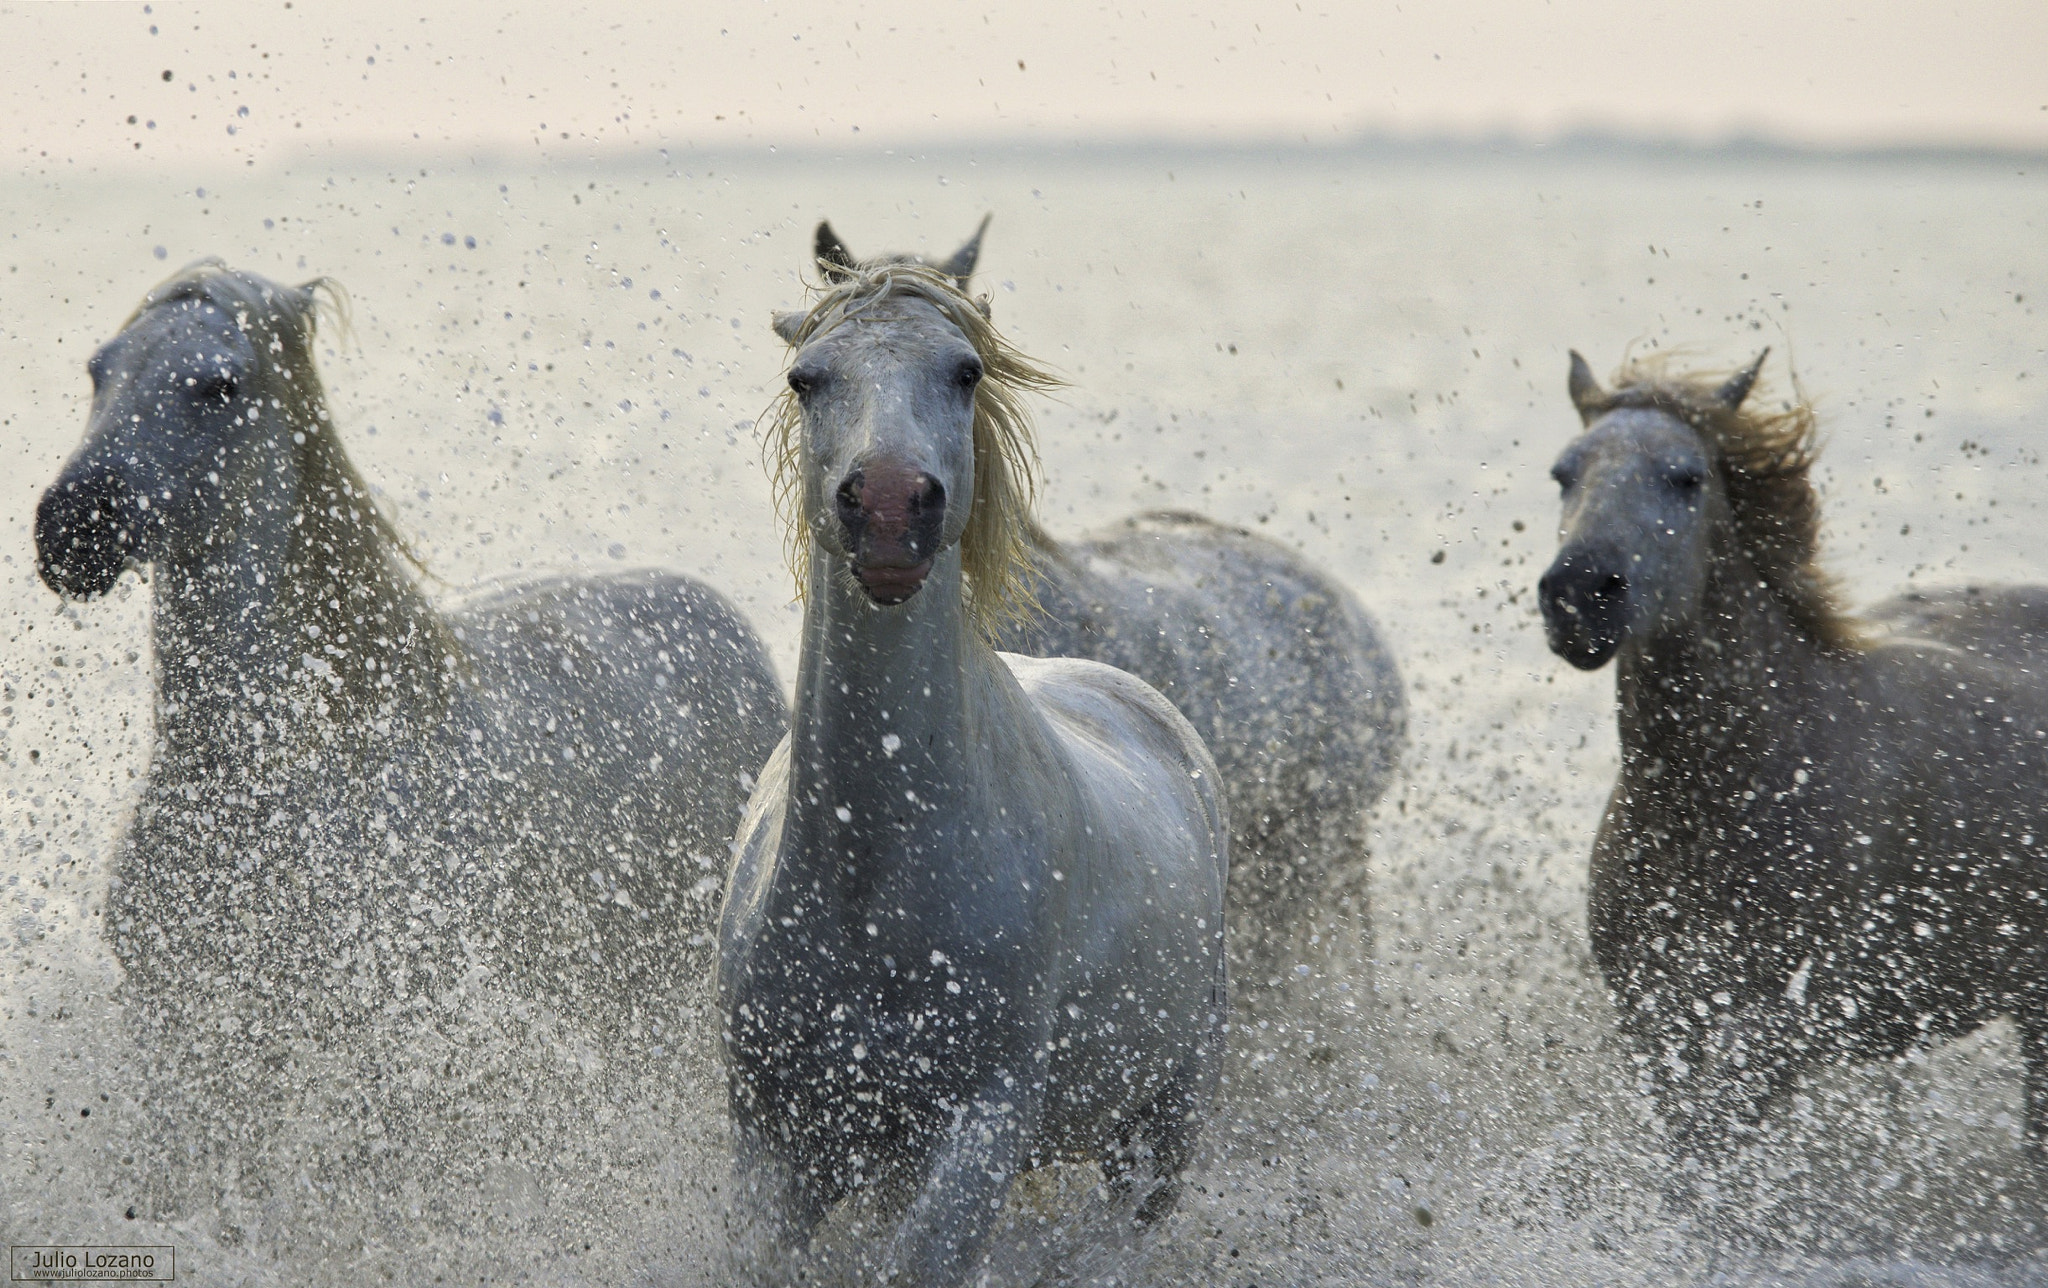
(3, 145), (2047, 1284)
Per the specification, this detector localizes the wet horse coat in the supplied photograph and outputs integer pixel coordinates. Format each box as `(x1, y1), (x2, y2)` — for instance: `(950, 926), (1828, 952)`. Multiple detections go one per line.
(804, 218), (1405, 955)
(33, 262), (784, 1203)
(721, 263), (1227, 1285)
(1538, 349), (2048, 1177)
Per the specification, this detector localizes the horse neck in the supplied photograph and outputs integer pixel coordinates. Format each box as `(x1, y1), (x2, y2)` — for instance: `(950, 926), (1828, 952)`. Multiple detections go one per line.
(1615, 528), (1842, 779)
(782, 545), (1017, 897)
(151, 403), (451, 762)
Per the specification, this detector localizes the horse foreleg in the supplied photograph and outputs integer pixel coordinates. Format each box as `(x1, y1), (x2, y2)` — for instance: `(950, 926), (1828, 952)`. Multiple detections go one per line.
(883, 1088), (1035, 1287)
(1671, 999), (1802, 1167)
(2020, 1014), (2048, 1183)
(1129, 1050), (1217, 1223)
(732, 1122), (830, 1256)
(1105, 967), (1225, 1224)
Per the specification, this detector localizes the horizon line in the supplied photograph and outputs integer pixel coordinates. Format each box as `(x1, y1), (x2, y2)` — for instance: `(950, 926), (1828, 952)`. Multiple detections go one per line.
(8, 125), (2045, 180)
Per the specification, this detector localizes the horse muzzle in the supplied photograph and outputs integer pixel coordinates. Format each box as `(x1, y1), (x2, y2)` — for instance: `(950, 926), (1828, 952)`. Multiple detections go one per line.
(35, 473), (145, 599)
(1538, 552), (1630, 670)
(853, 558), (936, 605)
(835, 464), (946, 606)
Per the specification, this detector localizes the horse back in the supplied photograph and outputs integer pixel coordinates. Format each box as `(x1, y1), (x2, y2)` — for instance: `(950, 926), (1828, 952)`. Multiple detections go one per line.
(1010, 512), (1404, 831)
(1864, 584), (2048, 672)
(450, 568), (783, 834)
(447, 569), (784, 996)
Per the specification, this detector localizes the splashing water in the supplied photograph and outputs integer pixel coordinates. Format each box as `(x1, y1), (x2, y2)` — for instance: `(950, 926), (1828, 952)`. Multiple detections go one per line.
(5, 146), (2047, 1284)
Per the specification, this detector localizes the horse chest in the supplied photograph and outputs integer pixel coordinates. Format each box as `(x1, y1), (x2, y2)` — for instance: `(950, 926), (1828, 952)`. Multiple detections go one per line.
(727, 954), (1025, 1161)
(1594, 776), (1834, 989)
(1598, 756), (2045, 1033)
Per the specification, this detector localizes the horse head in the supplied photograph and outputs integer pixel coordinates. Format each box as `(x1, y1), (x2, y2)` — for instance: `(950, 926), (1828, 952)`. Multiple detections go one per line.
(766, 262), (1053, 624)
(1538, 349), (1768, 669)
(35, 261), (331, 599)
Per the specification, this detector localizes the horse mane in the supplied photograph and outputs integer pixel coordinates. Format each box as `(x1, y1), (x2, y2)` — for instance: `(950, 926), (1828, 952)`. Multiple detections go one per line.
(1596, 353), (1858, 650)
(134, 261), (462, 715)
(761, 262), (1061, 635)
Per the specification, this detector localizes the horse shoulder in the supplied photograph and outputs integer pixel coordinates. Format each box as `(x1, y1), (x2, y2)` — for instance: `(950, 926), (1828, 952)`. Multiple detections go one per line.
(996, 653), (1226, 1046)
(997, 652), (1227, 873)
(717, 733), (794, 978)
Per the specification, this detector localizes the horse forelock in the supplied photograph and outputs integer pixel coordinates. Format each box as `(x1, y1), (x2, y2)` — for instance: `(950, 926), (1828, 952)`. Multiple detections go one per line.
(127, 260), (319, 347)
(762, 263), (1060, 635)
(1598, 354), (1857, 649)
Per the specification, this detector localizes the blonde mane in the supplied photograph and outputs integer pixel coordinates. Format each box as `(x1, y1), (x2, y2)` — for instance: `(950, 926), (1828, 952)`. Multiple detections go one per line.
(1594, 353), (1856, 649)
(761, 262), (1061, 635)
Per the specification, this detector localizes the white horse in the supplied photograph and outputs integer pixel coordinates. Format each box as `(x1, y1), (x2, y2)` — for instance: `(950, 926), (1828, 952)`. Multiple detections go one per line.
(34, 261), (785, 1209)
(804, 217), (1406, 966)
(718, 263), (1229, 1285)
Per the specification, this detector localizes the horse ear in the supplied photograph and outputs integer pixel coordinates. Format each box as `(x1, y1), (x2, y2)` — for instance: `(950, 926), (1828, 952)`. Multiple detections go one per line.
(814, 220), (857, 281)
(1567, 350), (1606, 425)
(295, 277), (346, 343)
(772, 310), (808, 345)
(939, 213), (992, 285)
(1715, 347), (1770, 410)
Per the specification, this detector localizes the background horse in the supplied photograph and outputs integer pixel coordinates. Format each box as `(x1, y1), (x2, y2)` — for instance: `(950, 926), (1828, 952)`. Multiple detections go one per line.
(1537, 347), (2048, 1187)
(799, 218), (1405, 966)
(721, 263), (1228, 1285)
(33, 261), (785, 1210)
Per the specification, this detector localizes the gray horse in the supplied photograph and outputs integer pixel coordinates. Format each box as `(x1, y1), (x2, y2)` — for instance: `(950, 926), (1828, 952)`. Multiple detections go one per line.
(1538, 347), (2048, 1185)
(805, 219), (1406, 957)
(33, 262), (784, 1203)
(721, 263), (1228, 1285)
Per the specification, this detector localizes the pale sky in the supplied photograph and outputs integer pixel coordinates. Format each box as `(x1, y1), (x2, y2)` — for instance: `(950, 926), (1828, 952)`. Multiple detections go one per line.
(4, 0), (2046, 167)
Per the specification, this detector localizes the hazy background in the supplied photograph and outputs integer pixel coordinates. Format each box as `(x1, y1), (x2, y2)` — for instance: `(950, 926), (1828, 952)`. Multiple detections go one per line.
(3, 0), (2045, 166)
(5, 5), (2048, 1286)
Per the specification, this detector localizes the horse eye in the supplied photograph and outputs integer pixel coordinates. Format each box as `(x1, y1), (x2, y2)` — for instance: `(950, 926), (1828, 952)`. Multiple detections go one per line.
(199, 374), (238, 404)
(956, 358), (984, 389)
(1669, 469), (1704, 492)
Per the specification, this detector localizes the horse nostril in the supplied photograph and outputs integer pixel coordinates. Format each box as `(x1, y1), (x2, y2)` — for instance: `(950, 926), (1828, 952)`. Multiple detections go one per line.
(1540, 560), (1627, 615)
(835, 472), (865, 526)
(36, 472), (140, 599)
(836, 465), (945, 562)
